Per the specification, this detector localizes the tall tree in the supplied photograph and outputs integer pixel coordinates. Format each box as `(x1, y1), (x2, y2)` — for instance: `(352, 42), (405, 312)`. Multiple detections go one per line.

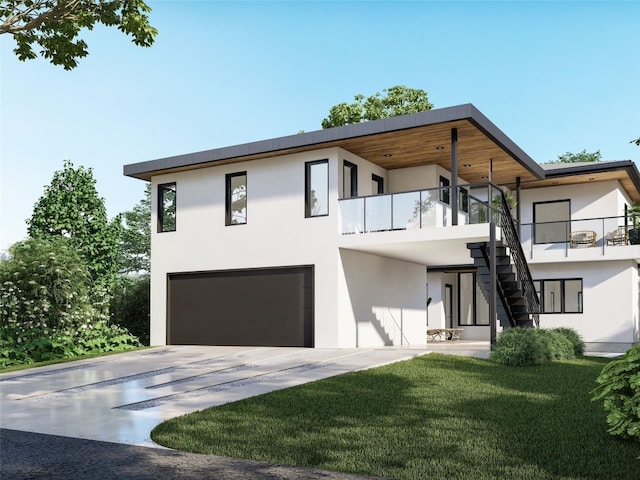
(544, 149), (602, 164)
(0, 0), (157, 70)
(119, 183), (150, 274)
(27, 160), (122, 293)
(321, 85), (433, 129)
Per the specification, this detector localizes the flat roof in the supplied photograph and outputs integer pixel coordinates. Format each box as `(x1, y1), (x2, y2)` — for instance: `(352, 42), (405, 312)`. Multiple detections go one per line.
(123, 103), (546, 185)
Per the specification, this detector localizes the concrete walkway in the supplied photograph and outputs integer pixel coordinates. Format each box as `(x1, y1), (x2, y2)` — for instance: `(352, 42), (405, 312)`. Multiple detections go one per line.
(0, 343), (494, 479)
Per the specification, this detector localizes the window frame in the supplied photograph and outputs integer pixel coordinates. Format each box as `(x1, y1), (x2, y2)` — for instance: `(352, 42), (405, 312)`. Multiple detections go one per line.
(305, 159), (329, 218)
(225, 171), (247, 226)
(533, 278), (583, 314)
(343, 160), (358, 198)
(157, 182), (177, 233)
(533, 199), (571, 244)
(372, 174), (384, 194)
(439, 176), (450, 204)
(459, 187), (469, 213)
(457, 272), (490, 326)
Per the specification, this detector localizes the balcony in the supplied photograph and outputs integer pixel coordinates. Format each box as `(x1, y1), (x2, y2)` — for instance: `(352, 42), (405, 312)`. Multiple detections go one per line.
(339, 183), (504, 235)
(520, 217), (640, 263)
(337, 184), (505, 266)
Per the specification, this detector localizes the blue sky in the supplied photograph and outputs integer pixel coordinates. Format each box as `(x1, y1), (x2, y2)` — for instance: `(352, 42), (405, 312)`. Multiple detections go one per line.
(1, 0), (639, 251)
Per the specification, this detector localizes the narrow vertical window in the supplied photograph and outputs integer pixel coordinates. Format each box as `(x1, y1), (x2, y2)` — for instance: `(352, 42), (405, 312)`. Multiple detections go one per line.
(343, 161), (358, 198)
(459, 187), (469, 212)
(306, 160), (329, 217)
(439, 176), (450, 204)
(372, 174), (384, 194)
(226, 172), (247, 225)
(158, 182), (176, 232)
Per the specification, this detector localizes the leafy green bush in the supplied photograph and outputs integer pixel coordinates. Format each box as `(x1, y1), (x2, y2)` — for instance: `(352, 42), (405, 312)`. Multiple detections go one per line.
(592, 344), (640, 443)
(0, 237), (140, 367)
(491, 327), (577, 366)
(552, 327), (585, 356)
(109, 276), (150, 345)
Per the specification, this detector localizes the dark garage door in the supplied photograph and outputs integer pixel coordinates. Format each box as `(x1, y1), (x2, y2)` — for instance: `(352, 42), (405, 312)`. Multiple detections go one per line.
(168, 266), (313, 347)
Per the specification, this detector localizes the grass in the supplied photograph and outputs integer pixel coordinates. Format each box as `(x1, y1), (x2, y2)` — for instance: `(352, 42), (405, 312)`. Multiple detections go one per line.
(152, 354), (639, 480)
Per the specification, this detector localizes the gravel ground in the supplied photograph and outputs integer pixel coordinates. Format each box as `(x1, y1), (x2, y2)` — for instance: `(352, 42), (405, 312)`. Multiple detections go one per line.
(0, 429), (390, 480)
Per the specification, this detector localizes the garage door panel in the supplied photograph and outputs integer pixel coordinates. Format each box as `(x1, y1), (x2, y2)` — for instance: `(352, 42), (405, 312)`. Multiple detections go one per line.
(168, 266), (313, 347)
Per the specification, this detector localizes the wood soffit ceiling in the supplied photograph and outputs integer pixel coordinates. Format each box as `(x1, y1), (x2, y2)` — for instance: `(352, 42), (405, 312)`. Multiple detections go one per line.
(129, 114), (639, 202)
(507, 169), (640, 203)
(139, 119), (540, 186)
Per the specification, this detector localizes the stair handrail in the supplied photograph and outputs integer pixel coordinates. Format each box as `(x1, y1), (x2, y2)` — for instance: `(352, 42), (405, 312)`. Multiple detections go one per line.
(498, 192), (541, 327)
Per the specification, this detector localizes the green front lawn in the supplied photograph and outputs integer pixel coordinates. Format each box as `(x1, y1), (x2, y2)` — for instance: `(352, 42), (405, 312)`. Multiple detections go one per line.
(152, 354), (639, 480)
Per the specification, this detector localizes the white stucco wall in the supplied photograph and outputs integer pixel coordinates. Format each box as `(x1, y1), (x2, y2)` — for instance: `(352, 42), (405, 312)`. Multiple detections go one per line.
(337, 148), (388, 197)
(338, 249), (427, 347)
(150, 148), (345, 347)
(530, 260), (639, 346)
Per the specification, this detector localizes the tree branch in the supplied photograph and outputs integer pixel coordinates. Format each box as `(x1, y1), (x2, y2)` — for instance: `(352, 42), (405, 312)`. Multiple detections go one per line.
(0, 0), (84, 35)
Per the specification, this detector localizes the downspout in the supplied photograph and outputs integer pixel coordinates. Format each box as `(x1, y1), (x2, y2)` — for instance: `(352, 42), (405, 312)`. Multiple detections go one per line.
(451, 128), (458, 226)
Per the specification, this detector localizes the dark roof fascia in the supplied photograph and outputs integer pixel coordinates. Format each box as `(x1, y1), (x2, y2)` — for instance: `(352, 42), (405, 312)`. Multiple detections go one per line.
(123, 103), (545, 181)
(463, 105), (545, 180)
(543, 160), (640, 195)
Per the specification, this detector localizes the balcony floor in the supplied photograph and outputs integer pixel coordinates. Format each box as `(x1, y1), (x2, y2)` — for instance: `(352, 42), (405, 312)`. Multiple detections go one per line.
(338, 223), (492, 265)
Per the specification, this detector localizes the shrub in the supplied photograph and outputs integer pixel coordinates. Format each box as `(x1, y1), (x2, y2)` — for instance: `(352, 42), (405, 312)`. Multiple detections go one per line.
(552, 327), (585, 356)
(0, 237), (141, 367)
(592, 344), (640, 443)
(491, 327), (577, 366)
(539, 328), (575, 361)
(109, 276), (150, 345)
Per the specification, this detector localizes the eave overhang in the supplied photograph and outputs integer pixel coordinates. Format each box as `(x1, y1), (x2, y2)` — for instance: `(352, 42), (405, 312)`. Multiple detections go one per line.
(123, 104), (545, 186)
(505, 160), (640, 203)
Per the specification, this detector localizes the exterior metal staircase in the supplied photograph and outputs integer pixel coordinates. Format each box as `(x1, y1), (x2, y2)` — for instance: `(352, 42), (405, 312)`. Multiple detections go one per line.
(467, 191), (540, 329)
(468, 241), (532, 328)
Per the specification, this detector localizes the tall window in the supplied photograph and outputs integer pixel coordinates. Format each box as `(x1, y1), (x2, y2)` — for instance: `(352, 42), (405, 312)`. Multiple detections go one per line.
(305, 160), (329, 217)
(372, 174), (384, 194)
(343, 161), (358, 198)
(533, 279), (583, 314)
(158, 182), (176, 232)
(534, 199), (570, 244)
(458, 272), (489, 325)
(439, 176), (450, 204)
(226, 172), (247, 225)
(459, 187), (469, 213)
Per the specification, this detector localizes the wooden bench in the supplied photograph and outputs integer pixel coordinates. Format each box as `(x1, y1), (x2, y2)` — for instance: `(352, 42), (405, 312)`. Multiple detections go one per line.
(427, 328), (464, 342)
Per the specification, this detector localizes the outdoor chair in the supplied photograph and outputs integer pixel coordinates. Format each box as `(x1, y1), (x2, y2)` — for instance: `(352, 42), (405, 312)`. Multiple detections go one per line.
(569, 230), (596, 248)
(606, 226), (628, 246)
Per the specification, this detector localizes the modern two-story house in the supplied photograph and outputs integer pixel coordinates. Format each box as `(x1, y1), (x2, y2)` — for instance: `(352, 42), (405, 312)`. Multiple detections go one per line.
(124, 104), (640, 352)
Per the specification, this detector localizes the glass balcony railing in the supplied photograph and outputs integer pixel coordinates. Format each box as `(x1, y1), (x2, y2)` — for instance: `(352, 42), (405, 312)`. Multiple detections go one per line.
(520, 216), (638, 258)
(339, 184), (505, 235)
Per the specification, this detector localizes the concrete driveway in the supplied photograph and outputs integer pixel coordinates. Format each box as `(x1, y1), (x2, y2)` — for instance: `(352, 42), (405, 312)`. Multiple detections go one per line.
(0, 346), (431, 447)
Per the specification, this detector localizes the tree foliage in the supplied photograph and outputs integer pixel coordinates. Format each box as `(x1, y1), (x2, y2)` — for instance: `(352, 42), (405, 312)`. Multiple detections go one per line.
(27, 160), (122, 294)
(119, 183), (150, 274)
(321, 85), (433, 129)
(545, 149), (602, 164)
(0, 237), (140, 366)
(0, 0), (157, 70)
